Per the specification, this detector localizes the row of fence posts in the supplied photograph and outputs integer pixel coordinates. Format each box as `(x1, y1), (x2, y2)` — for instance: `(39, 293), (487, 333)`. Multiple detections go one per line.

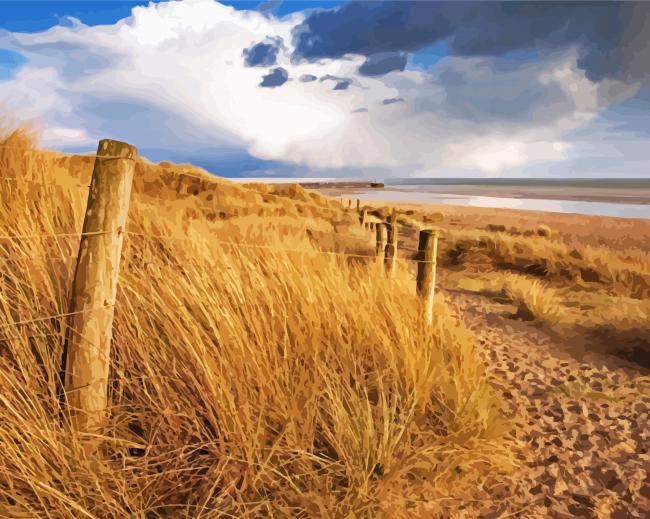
(58, 140), (438, 444)
(344, 196), (439, 326)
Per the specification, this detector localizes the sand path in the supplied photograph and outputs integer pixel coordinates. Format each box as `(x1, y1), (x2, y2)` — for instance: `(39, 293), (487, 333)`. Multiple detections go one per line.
(445, 289), (649, 518)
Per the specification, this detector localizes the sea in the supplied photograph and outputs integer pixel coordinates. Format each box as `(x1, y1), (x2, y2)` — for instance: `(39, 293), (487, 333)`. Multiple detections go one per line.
(229, 178), (650, 220)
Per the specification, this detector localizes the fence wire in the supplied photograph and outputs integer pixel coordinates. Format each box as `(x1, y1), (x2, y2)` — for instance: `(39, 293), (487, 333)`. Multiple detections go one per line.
(1, 146), (445, 336)
(0, 331), (61, 344)
(1, 177), (90, 189)
(0, 229), (438, 338)
(125, 231), (439, 263)
(0, 229), (117, 241)
(0, 303), (114, 331)
(0, 145), (136, 162)
(0, 253), (78, 264)
(0, 145), (214, 182)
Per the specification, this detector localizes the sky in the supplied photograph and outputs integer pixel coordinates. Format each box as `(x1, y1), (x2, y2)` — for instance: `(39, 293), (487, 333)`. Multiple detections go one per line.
(0, 0), (648, 179)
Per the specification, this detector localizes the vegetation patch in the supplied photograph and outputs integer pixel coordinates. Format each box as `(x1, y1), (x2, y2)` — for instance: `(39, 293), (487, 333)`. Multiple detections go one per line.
(0, 129), (514, 517)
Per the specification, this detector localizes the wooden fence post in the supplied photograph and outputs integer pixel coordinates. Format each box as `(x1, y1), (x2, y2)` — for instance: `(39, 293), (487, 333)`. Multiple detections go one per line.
(356, 199), (360, 212)
(375, 223), (388, 272)
(386, 209), (397, 278)
(360, 208), (367, 227)
(62, 139), (136, 434)
(416, 229), (439, 325)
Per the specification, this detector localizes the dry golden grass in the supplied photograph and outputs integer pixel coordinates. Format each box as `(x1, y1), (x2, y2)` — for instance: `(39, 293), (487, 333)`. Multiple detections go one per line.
(501, 275), (562, 324)
(535, 224), (552, 238)
(0, 131), (512, 517)
(443, 227), (650, 366)
(455, 273), (563, 324)
(444, 228), (650, 299)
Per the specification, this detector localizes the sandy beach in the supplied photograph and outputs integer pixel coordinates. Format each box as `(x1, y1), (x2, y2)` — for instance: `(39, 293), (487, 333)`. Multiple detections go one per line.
(329, 191), (650, 252)
(3, 141), (650, 517)
(318, 179), (650, 205)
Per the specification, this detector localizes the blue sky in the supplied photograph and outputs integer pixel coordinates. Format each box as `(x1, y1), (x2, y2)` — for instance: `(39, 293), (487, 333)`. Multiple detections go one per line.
(0, 1), (343, 32)
(0, 1), (648, 178)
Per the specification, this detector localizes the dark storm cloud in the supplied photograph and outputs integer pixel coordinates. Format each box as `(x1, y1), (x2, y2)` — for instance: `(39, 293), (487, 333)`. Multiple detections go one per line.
(358, 52), (407, 76)
(292, 1), (650, 82)
(260, 67), (288, 87)
(243, 37), (283, 67)
(319, 74), (352, 90)
(292, 2), (459, 59)
(382, 97), (404, 105)
(424, 57), (574, 125)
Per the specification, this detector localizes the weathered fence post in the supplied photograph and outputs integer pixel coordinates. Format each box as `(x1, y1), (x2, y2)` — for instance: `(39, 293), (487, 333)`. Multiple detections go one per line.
(416, 229), (439, 325)
(360, 208), (367, 227)
(375, 223), (388, 272)
(62, 139), (136, 434)
(356, 199), (360, 212)
(348, 199), (352, 209)
(386, 209), (397, 278)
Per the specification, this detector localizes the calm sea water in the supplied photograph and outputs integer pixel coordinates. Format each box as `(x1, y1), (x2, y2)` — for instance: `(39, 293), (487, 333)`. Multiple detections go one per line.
(230, 178), (650, 220)
(354, 189), (650, 219)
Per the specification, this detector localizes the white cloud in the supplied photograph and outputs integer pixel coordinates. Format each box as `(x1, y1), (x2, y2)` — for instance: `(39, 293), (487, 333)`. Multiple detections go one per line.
(0, 67), (70, 120)
(41, 126), (94, 146)
(444, 139), (572, 176)
(0, 0), (641, 176)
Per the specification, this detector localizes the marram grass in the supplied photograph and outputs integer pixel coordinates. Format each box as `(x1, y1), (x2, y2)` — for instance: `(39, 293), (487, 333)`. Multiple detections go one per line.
(0, 130), (512, 517)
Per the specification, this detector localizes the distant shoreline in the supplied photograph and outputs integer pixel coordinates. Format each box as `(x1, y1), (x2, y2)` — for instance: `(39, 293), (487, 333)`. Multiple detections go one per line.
(336, 197), (650, 252)
(230, 178), (385, 189)
(315, 185), (650, 220)
(318, 185), (650, 206)
(228, 177), (650, 205)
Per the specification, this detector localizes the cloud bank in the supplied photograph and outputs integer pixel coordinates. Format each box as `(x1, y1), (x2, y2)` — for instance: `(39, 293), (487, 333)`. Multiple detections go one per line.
(0, 0), (647, 177)
(292, 1), (650, 84)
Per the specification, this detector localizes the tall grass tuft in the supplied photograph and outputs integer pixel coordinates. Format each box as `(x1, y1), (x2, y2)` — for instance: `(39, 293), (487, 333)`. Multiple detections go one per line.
(503, 274), (562, 323)
(445, 229), (650, 299)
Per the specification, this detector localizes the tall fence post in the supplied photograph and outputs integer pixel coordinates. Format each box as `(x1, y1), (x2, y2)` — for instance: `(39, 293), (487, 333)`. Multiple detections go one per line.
(62, 139), (136, 434)
(356, 199), (360, 212)
(360, 208), (367, 227)
(375, 223), (388, 273)
(386, 209), (397, 278)
(416, 229), (439, 325)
